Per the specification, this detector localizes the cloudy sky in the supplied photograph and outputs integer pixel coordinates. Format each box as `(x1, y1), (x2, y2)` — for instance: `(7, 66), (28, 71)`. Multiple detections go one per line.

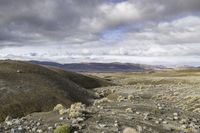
(0, 0), (200, 66)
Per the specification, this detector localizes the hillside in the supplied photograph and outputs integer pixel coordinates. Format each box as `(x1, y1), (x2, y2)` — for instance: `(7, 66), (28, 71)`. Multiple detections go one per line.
(30, 61), (165, 72)
(0, 60), (111, 122)
(1, 69), (200, 132)
(50, 68), (112, 89)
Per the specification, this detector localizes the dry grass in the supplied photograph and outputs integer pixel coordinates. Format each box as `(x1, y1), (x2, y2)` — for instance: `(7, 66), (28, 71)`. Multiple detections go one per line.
(92, 69), (200, 113)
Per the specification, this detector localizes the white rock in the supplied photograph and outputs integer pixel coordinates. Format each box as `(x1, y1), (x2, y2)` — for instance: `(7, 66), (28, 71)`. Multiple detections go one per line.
(173, 113), (178, 116)
(114, 123), (119, 127)
(181, 125), (187, 129)
(155, 121), (160, 124)
(173, 116), (179, 120)
(126, 108), (133, 113)
(123, 127), (138, 133)
(5, 116), (12, 122)
(162, 121), (168, 124)
(5, 121), (12, 126)
(36, 122), (41, 126)
(59, 117), (64, 121)
(136, 112), (140, 115)
(37, 129), (43, 133)
(48, 127), (53, 130)
(99, 124), (107, 128)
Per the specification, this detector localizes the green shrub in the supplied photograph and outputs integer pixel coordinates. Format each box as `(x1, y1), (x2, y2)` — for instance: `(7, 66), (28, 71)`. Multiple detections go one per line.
(54, 124), (71, 133)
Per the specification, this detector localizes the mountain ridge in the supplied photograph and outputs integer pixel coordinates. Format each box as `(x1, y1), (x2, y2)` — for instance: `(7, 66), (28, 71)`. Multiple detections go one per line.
(30, 61), (166, 72)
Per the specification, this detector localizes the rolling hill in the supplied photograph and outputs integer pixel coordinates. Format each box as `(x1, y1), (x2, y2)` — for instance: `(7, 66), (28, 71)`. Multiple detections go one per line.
(0, 60), (111, 122)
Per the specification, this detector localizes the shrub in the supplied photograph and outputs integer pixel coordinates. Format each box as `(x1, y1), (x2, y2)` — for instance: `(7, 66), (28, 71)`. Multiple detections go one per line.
(53, 104), (68, 115)
(53, 104), (66, 111)
(68, 102), (86, 118)
(54, 124), (71, 133)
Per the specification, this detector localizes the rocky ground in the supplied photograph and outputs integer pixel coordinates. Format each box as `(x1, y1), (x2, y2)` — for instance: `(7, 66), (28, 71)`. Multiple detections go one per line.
(1, 70), (200, 133)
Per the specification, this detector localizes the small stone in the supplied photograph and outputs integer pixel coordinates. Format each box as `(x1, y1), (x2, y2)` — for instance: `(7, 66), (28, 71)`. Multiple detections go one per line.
(71, 120), (77, 125)
(162, 121), (168, 124)
(99, 124), (107, 128)
(143, 113), (150, 120)
(173, 113), (178, 116)
(17, 70), (22, 73)
(179, 119), (187, 124)
(37, 129), (43, 133)
(5, 116), (12, 122)
(76, 117), (84, 123)
(36, 122), (41, 126)
(5, 121), (13, 126)
(111, 112), (116, 115)
(155, 121), (160, 124)
(59, 117), (64, 121)
(173, 116), (179, 120)
(126, 108), (133, 113)
(189, 122), (195, 128)
(181, 125), (187, 129)
(136, 112), (140, 115)
(18, 126), (23, 130)
(114, 123), (119, 127)
(48, 127), (53, 130)
(32, 127), (37, 132)
(128, 95), (134, 101)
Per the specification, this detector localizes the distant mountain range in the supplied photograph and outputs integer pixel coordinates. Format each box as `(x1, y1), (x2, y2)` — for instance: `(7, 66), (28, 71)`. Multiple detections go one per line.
(30, 61), (166, 72)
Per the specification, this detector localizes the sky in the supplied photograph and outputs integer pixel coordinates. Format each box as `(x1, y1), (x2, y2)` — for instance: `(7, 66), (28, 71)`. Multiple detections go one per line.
(0, 0), (200, 66)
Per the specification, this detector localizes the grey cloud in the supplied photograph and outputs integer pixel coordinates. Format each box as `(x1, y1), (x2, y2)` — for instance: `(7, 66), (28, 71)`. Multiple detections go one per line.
(0, 0), (200, 65)
(0, 0), (200, 46)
